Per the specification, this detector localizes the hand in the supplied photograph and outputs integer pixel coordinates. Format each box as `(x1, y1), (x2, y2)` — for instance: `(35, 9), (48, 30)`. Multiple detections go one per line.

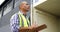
(29, 24), (37, 29)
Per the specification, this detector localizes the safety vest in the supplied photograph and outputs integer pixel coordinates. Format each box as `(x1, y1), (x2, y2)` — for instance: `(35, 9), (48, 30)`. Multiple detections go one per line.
(18, 14), (30, 27)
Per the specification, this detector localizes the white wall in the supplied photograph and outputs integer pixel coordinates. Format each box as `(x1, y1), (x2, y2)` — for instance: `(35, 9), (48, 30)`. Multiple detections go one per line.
(33, 8), (58, 32)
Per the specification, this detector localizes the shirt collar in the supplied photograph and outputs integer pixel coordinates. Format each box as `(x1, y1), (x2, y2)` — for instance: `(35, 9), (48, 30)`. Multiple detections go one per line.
(18, 10), (27, 16)
(18, 11), (23, 14)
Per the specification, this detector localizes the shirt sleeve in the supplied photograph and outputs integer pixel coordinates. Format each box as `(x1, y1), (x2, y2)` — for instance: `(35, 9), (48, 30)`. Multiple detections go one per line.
(10, 14), (19, 32)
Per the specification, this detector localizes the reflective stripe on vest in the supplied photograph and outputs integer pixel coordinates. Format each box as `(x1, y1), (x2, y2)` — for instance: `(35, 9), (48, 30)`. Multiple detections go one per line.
(18, 14), (30, 27)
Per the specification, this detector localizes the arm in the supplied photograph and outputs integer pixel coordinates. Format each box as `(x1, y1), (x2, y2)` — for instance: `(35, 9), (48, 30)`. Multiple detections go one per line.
(19, 26), (33, 30)
(18, 26), (35, 32)
(18, 24), (38, 32)
(10, 14), (19, 32)
(19, 24), (37, 31)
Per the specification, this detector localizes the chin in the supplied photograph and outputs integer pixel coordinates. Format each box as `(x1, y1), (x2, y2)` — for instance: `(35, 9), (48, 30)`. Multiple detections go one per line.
(26, 10), (29, 12)
(26, 9), (29, 11)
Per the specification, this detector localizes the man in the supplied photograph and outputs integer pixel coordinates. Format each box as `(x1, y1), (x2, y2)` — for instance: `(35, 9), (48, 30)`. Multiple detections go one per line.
(10, 1), (36, 32)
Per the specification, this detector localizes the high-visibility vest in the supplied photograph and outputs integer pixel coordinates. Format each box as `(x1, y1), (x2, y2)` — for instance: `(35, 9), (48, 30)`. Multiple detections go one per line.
(18, 14), (30, 27)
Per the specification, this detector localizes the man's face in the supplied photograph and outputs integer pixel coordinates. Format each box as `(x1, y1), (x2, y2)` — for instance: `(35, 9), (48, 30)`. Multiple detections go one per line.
(22, 2), (30, 11)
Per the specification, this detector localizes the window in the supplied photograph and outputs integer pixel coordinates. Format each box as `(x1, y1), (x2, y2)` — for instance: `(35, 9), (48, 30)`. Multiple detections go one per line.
(0, 10), (2, 18)
(14, 0), (20, 8)
(3, 1), (13, 16)
(0, 0), (5, 5)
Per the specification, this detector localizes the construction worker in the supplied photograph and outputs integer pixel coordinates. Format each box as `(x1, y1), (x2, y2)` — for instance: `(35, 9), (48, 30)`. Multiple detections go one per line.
(10, 1), (36, 32)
